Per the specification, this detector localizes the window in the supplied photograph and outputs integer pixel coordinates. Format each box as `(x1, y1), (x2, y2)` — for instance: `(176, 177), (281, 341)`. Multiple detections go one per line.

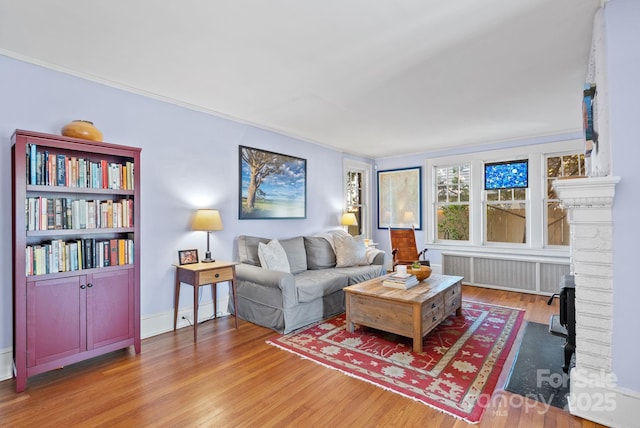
(344, 159), (372, 238)
(484, 159), (529, 244)
(425, 139), (583, 253)
(435, 164), (470, 241)
(545, 153), (585, 246)
(346, 170), (363, 235)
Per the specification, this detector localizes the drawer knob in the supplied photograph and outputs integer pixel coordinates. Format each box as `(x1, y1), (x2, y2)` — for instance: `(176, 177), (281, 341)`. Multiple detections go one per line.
(215, 273), (220, 278)
(431, 302), (436, 308)
(432, 316), (437, 322)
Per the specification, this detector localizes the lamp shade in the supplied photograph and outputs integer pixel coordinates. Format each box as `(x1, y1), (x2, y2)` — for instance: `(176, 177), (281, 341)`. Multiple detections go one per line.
(192, 209), (223, 231)
(340, 212), (358, 226)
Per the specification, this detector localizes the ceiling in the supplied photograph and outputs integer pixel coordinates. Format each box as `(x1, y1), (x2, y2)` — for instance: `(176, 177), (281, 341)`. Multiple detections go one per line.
(0, 0), (602, 158)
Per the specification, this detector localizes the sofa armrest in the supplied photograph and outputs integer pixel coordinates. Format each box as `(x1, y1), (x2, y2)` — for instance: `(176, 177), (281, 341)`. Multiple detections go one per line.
(371, 251), (385, 265)
(235, 263), (298, 307)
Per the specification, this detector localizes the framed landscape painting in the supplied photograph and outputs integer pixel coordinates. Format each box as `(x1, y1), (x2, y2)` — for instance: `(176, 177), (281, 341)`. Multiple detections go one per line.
(377, 166), (422, 230)
(239, 146), (307, 219)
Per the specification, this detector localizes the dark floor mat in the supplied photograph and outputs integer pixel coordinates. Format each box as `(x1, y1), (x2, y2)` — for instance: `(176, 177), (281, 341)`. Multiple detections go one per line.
(504, 321), (570, 410)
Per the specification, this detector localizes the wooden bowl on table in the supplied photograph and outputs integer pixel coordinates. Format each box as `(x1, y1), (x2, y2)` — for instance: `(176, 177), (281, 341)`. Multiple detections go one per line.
(406, 266), (432, 281)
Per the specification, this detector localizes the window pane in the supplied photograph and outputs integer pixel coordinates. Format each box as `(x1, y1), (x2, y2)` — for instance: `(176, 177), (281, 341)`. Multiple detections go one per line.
(545, 152), (584, 246)
(437, 185), (447, 203)
(498, 189), (513, 201)
(547, 156), (561, 178)
(547, 201), (569, 245)
(513, 188), (526, 200)
(486, 203), (526, 243)
(437, 204), (469, 240)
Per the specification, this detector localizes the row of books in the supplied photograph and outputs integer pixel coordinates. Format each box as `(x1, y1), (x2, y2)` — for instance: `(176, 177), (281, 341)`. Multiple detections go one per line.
(27, 144), (134, 190)
(26, 238), (134, 276)
(382, 272), (420, 289)
(25, 197), (133, 231)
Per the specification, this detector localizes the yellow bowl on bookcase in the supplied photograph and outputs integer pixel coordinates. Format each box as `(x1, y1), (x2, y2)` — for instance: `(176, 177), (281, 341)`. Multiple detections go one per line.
(407, 266), (432, 281)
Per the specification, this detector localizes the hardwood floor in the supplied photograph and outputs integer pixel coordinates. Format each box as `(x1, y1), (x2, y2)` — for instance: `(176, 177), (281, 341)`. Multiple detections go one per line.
(0, 286), (607, 427)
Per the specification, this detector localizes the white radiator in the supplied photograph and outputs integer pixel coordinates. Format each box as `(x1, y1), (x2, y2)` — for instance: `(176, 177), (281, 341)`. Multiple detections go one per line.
(442, 252), (570, 294)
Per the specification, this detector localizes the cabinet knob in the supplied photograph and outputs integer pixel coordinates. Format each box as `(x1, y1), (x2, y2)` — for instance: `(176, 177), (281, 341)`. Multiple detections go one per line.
(87, 283), (93, 288)
(215, 273), (220, 278)
(431, 302), (436, 308)
(432, 316), (437, 322)
(80, 284), (86, 289)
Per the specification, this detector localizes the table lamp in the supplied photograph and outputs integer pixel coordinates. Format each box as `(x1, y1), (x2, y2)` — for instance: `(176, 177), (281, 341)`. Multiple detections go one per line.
(341, 212), (358, 234)
(192, 209), (223, 262)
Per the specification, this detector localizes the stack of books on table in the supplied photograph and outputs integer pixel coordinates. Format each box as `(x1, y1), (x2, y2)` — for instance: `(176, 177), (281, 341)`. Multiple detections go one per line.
(382, 272), (420, 289)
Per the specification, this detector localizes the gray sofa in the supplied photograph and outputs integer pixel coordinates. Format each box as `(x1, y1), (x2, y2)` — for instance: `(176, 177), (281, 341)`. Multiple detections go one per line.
(229, 232), (385, 333)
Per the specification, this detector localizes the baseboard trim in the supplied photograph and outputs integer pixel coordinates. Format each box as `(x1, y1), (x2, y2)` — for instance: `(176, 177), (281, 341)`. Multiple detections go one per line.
(0, 347), (13, 382)
(141, 296), (230, 339)
(0, 297), (230, 383)
(569, 367), (640, 428)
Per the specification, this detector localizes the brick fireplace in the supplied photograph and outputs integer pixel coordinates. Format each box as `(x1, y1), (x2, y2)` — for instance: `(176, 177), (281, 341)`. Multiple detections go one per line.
(553, 175), (620, 423)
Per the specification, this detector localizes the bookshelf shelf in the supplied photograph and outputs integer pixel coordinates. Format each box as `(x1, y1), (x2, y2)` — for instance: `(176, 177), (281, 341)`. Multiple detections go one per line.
(11, 129), (141, 392)
(27, 184), (135, 196)
(26, 227), (136, 237)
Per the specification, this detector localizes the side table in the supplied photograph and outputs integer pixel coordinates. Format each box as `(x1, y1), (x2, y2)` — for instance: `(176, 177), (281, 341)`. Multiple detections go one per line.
(173, 261), (239, 342)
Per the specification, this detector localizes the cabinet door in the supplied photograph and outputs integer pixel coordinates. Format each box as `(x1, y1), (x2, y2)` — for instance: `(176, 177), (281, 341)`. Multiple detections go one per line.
(26, 276), (85, 367)
(86, 269), (134, 350)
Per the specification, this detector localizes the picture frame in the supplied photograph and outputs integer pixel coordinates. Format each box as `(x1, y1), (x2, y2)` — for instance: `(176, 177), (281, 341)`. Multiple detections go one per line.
(377, 166), (422, 230)
(239, 145), (307, 219)
(178, 249), (199, 265)
(583, 83), (598, 156)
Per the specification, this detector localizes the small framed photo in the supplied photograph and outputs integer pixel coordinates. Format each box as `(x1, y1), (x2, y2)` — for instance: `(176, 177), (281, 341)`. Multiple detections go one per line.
(178, 249), (199, 265)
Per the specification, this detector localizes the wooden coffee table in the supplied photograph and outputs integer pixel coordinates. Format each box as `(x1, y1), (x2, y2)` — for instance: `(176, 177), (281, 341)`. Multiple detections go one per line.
(344, 274), (463, 353)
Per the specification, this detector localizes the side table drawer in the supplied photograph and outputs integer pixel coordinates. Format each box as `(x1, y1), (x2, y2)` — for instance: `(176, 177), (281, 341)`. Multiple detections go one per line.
(199, 267), (234, 284)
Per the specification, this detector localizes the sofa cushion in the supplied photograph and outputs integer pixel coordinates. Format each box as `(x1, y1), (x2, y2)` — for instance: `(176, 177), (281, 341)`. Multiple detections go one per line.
(258, 240), (290, 272)
(333, 265), (386, 285)
(294, 270), (349, 303)
(304, 236), (336, 269)
(238, 235), (270, 266)
(333, 233), (368, 267)
(279, 236), (307, 274)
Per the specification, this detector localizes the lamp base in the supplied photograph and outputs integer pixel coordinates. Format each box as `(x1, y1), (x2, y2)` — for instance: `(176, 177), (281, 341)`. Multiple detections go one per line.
(202, 251), (214, 263)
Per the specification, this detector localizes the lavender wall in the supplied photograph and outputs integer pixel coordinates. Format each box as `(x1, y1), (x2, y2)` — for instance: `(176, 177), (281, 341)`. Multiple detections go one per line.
(0, 55), (362, 352)
(607, 0), (640, 391)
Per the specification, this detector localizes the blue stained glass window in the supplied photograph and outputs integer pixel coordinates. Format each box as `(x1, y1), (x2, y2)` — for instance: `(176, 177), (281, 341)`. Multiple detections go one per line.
(484, 160), (528, 190)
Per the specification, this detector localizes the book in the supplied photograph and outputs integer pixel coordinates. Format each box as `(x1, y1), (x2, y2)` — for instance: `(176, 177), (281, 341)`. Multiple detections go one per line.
(29, 144), (36, 185)
(382, 273), (420, 289)
(54, 198), (63, 229)
(56, 154), (66, 186)
(110, 238), (118, 266)
(382, 277), (419, 289)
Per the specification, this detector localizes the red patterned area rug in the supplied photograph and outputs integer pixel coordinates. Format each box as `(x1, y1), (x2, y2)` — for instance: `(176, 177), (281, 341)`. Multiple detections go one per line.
(267, 300), (524, 424)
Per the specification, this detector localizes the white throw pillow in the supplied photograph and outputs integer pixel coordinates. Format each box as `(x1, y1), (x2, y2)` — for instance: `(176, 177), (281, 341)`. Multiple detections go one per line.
(333, 233), (368, 267)
(258, 239), (291, 273)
